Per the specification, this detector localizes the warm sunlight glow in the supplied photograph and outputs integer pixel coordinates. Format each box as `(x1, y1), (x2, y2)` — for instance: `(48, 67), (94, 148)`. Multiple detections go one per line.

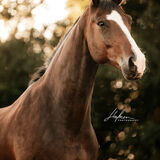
(0, 0), (68, 42)
(32, 0), (68, 31)
(0, 20), (10, 43)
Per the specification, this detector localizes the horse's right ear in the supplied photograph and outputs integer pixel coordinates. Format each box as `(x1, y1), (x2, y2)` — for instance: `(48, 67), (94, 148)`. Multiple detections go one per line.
(92, 0), (100, 7)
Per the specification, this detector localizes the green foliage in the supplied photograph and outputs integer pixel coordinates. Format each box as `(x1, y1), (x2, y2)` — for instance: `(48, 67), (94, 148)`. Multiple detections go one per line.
(0, 38), (43, 107)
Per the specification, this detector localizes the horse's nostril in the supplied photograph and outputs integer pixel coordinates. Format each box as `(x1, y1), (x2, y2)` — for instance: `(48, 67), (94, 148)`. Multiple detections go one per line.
(129, 56), (137, 73)
(129, 57), (134, 67)
(106, 44), (112, 49)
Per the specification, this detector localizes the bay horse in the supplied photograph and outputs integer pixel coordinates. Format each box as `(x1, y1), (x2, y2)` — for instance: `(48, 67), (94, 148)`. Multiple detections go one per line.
(0, 0), (146, 160)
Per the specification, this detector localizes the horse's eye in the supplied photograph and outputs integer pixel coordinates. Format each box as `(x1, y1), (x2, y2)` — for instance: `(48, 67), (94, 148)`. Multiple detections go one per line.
(97, 21), (105, 27)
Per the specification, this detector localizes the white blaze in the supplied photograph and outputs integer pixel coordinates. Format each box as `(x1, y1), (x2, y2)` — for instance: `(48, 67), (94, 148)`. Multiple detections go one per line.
(106, 10), (146, 75)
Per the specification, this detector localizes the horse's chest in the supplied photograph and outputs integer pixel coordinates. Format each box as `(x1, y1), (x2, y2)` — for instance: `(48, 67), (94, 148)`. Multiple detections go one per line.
(14, 130), (99, 160)
(15, 143), (98, 160)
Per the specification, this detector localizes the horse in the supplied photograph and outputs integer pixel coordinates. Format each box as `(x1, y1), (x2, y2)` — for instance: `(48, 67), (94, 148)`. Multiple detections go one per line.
(0, 0), (146, 159)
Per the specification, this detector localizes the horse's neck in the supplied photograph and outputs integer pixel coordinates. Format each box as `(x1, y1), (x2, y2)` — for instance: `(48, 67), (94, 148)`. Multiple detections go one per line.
(41, 17), (98, 131)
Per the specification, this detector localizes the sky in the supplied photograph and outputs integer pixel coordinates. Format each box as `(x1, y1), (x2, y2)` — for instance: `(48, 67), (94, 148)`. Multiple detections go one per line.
(0, 0), (68, 42)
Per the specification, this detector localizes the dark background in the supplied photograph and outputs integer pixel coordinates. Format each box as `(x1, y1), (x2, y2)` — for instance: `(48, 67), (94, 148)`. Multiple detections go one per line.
(0, 0), (160, 159)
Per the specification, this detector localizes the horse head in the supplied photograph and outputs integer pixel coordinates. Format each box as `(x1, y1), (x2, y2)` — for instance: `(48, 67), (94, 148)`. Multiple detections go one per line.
(86, 0), (146, 80)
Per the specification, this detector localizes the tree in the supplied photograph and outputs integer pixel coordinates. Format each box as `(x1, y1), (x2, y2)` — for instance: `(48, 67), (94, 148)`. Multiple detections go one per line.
(0, 38), (43, 107)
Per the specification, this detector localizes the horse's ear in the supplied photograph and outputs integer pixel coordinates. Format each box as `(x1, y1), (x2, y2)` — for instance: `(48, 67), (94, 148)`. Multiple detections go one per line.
(92, 0), (100, 7)
(112, 0), (125, 6)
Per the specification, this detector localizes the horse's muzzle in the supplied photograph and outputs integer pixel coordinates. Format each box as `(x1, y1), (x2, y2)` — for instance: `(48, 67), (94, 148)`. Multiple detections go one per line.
(121, 55), (146, 80)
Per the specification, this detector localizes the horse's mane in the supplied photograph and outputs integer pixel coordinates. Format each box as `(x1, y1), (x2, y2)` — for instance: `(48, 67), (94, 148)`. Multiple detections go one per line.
(28, 18), (80, 86)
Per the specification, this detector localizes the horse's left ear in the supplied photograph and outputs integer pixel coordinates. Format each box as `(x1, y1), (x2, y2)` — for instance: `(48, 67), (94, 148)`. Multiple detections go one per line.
(112, 0), (125, 6)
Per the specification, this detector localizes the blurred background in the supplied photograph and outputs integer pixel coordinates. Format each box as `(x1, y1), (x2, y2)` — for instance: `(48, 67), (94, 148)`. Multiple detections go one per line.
(0, 0), (160, 159)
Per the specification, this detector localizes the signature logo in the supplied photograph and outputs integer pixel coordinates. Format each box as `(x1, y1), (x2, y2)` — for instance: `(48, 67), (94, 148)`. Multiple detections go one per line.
(104, 108), (139, 122)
